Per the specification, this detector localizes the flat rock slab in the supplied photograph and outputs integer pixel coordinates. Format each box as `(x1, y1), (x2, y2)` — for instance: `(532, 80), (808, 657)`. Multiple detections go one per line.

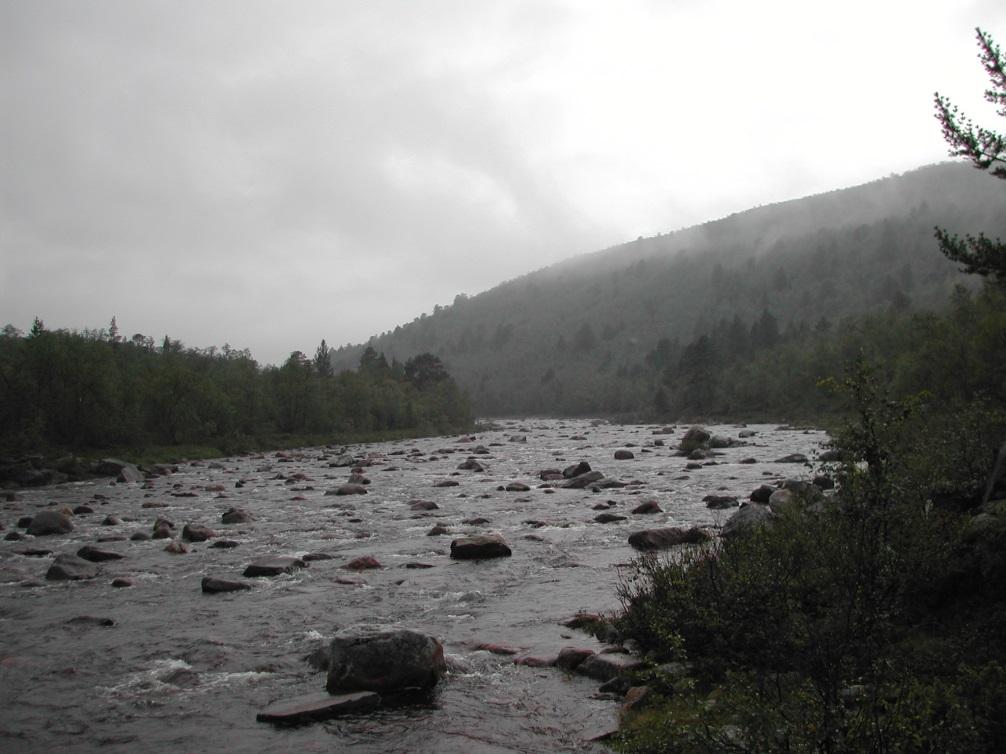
(243, 556), (306, 577)
(575, 652), (645, 682)
(256, 690), (380, 725)
(450, 534), (512, 560)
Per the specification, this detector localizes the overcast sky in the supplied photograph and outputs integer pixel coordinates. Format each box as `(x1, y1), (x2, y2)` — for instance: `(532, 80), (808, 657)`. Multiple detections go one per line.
(3, 1), (1005, 365)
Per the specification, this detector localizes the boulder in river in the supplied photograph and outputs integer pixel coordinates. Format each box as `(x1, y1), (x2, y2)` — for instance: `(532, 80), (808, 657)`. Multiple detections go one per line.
(775, 453), (809, 464)
(631, 500), (662, 515)
(457, 459), (484, 472)
(627, 527), (710, 551)
(679, 426), (711, 453)
(326, 624), (446, 694)
(554, 647), (595, 671)
(27, 510), (73, 536)
(151, 517), (174, 539)
(562, 461), (592, 479)
(343, 556), (382, 570)
(330, 484), (367, 496)
(77, 545), (124, 562)
(703, 494), (739, 509)
(182, 524), (215, 542)
(244, 556), (306, 577)
(594, 513), (627, 524)
(450, 534), (512, 560)
(221, 508), (254, 524)
(201, 576), (252, 594)
(409, 500), (439, 511)
(614, 450), (634, 460)
(505, 481), (530, 492)
(749, 484), (775, 503)
(46, 553), (99, 581)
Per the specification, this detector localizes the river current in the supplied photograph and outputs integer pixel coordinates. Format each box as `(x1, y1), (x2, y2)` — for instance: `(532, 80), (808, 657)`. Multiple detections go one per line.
(0, 419), (826, 753)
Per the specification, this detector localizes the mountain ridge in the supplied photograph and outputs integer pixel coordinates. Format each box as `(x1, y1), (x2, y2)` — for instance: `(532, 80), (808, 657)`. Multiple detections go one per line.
(331, 161), (1005, 415)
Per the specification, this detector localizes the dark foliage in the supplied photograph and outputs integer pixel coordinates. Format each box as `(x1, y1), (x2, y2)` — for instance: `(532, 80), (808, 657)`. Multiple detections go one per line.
(0, 324), (473, 456)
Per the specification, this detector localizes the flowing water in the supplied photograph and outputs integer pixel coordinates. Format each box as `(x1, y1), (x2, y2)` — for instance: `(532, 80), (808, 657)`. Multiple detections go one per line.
(0, 419), (827, 752)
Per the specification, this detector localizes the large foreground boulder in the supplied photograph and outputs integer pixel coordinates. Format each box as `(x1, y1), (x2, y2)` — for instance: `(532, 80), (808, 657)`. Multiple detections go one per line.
(627, 527), (710, 551)
(326, 625), (446, 694)
(450, 534), (512, 560)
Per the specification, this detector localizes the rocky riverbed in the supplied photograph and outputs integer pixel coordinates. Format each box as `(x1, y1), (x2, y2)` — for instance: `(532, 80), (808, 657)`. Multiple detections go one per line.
(0, 419), (827, 752)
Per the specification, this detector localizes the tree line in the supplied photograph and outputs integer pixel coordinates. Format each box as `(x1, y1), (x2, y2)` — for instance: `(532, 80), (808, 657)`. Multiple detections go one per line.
(0, 321), (473, 456)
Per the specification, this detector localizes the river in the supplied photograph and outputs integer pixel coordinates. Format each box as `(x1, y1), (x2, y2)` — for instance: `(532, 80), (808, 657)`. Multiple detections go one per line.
(0, 419), (826, 752)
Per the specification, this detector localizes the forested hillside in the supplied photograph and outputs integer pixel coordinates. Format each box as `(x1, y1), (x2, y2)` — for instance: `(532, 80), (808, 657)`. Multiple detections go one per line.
(331, 162), (1005, 418)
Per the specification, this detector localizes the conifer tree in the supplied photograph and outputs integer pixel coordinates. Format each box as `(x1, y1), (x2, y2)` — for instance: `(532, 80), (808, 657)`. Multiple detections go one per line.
(934, 28), (1006, 284)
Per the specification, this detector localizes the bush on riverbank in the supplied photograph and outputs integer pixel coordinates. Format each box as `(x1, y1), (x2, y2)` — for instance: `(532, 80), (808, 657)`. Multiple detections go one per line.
(613, 361), (1006, 753)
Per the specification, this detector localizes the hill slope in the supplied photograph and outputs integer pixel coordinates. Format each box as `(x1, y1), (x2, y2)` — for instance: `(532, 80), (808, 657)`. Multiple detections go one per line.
(331, 162), (1006, 416)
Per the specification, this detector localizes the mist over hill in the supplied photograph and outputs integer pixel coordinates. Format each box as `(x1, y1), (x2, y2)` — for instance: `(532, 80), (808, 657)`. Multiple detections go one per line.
(331, 162), (1005, 417)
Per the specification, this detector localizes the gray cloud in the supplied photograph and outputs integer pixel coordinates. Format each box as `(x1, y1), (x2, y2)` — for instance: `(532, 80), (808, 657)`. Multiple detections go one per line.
(3, 1), (1005, 363)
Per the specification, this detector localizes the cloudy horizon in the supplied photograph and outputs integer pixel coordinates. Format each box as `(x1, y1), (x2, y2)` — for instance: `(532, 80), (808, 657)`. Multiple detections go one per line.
(3, 1), (1005, 365)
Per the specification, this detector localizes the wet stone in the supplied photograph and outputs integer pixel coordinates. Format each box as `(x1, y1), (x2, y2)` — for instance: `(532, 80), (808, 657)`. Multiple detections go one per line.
(256, 690), (380, 725)
(201, 577), (252, 594)
(244, 556), (306, 577)
(77, 545), (124, 562)
(46, 554), (99, 581)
